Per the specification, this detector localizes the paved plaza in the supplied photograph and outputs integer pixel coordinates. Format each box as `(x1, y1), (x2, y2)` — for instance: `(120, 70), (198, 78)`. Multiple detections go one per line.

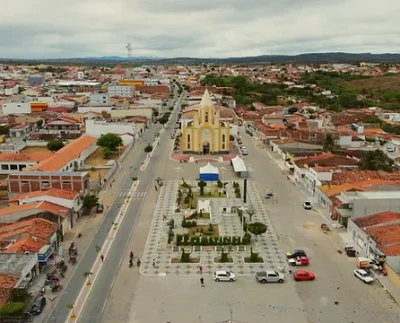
(140, 179), (287, 276)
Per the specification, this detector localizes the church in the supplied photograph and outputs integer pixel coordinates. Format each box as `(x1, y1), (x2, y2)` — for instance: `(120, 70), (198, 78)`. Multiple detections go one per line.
(182, 90), (230, 155)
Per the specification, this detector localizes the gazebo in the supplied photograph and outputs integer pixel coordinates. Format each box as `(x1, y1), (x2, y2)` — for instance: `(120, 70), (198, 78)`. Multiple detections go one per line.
(199, 162), (219, 181)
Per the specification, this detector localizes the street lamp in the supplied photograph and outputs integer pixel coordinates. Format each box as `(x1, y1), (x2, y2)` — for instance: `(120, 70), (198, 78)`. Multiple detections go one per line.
(239, 206), (247, 235)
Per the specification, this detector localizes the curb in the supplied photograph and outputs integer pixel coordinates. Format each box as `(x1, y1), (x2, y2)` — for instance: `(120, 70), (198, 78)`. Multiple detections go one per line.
(65, 180), (140, 322)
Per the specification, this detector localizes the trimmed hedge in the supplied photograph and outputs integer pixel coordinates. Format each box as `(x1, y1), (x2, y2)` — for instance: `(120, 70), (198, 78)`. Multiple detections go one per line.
(176, 233), (251, 246)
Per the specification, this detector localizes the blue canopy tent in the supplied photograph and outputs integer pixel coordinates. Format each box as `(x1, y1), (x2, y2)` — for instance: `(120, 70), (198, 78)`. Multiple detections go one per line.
(199, 162), (219, 181)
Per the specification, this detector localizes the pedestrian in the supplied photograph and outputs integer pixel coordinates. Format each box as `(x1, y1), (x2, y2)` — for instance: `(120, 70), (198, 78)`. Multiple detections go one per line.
(130, 251), (134, 259)
(200, 277), (204, 287)
(199, 265), (203, 274)
(100, 254), (104, 262)
(153, 259), (156, 267)
(155, 185), (158, 191)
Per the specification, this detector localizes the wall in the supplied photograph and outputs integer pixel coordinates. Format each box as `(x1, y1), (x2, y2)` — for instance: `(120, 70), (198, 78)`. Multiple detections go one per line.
(385, 259), (400, 290)
(108, 85), (133, 98)
(2, 102), (31, 115)
(352, 198), (400, 218)
(89, 93), (110, 106)
(0, 161), (37, 174)
(85, 119), (136, 138)
(230, 124), (238, 137)
(110, 108), (153, 120)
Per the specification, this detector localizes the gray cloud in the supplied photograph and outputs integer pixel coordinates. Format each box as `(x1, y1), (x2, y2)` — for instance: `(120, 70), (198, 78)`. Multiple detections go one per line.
(0, 0), (399, 59)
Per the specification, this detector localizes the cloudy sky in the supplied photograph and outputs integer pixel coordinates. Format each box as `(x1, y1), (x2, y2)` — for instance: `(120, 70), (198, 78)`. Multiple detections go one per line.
(1, 0), (399, 59)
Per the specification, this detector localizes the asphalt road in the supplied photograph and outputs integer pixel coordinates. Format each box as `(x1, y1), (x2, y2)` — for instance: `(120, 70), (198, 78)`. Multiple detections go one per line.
(43, 93), (181, 323)
(239, 129), (400, 323)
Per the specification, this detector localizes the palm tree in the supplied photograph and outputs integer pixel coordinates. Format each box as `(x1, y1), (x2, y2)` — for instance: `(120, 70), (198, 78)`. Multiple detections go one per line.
(246, 206), (256, 222)
(359, 149), (394, 171)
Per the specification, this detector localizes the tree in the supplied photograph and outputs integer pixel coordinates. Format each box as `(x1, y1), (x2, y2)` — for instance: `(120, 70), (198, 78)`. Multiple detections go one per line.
(359, 149), (394, 172)
(144, 145), (153, 153)
(322, 134), (336, 152)
(0, 302), (25, 316)
(153, 111), (159, 118)
(47, 140), (64, 152)
(97, 133), (122, 151)
(246, 206), (256, 222)
(36, 119), (44, 128)
(83, 195), (99, 209)
(101, 147), (113, 159)
(159, 117), (168, 125)
(247, 222), (268, 240)
(198, 180), (207, 196)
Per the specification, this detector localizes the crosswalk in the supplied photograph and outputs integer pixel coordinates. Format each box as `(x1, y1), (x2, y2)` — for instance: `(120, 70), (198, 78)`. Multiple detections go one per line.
(118, 191), (146, 198)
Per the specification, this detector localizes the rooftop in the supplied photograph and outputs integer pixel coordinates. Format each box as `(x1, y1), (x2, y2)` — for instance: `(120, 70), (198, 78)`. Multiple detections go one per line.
(9, 171), (87, 177)
(9, 188), (79, 202)
(367, 224), (400, 247)
(4, 237), (46, 253)
(353, 211), (400, 228)
(0, 201), (69, 219)
(0, 218), (56, 241)
(0, 152), (53, 162)
(0, 253), (37, 275)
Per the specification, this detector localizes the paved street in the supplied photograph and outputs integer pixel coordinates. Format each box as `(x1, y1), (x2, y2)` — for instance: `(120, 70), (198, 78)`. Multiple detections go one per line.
(74, 95), (182, 323)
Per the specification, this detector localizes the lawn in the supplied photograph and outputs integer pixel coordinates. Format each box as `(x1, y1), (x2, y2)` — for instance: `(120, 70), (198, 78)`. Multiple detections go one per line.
(87, 169), (110, 182)
(340, 74), (400, 92)
(85, 146), (127, 166)
(187, 224), (219, 237)
(21, 146), (51, 153)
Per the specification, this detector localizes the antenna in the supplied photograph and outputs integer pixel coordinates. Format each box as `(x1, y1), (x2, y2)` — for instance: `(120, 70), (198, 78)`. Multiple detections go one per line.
(126, 42), (133, 63)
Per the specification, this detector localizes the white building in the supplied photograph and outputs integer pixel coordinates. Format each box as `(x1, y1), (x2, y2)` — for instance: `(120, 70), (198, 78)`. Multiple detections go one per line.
(85, 119), (137, 139)
(108, 85), (133, 98)
(89, 93), (110, 106)
(110, 108), (153, 120)
(2, 102), (31, 115)
(78, 106), (114, 114)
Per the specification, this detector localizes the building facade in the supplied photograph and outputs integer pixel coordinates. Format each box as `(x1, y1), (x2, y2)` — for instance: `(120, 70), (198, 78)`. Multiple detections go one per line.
(85, 119), (137, 139)
(89, 93), (110, 106)
(108, 85), (134, 98)
(182, 90), (230, 155)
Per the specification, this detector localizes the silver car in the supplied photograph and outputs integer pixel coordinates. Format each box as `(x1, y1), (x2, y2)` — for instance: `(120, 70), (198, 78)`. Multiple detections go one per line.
(255, 270), (285, 283)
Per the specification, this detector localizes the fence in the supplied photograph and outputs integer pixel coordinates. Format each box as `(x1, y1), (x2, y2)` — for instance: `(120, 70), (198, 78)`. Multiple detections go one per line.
(88, 162), (118, 193)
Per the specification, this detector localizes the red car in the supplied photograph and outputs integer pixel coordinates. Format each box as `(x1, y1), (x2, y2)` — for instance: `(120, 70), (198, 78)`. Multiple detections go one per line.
(293, 270), (315, 281)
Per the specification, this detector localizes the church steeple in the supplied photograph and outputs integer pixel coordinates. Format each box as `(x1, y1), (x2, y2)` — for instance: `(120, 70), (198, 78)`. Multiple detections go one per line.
(200, 89), (213, 107)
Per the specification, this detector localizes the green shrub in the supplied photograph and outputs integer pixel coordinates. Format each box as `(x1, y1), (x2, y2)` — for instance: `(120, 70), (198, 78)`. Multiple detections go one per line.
(201, 236), (209, 245)
(242, 233), (251, 244)
(0, 302), (25, 316)
(176, 234), (183, 246)
(232, 236), (241, 245)
(208, 223), (213, 233)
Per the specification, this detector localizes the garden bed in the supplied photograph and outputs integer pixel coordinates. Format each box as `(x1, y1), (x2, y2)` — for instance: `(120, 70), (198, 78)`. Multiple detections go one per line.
(244, 256), (264, 263)
(187, 224), (219, 236)
(214, 257), (234, 263)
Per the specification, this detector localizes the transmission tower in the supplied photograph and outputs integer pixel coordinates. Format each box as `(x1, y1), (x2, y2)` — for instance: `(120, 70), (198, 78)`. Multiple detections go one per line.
(126, 42), (133, 63)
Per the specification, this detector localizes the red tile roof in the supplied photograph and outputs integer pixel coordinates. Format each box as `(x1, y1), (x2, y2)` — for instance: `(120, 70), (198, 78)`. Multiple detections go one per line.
(0, 218), (57, 241)
(328, 170), (400, 185)
(0, 152), (53, 162)
(9, 188), (79, 202)
(367, 224), (400, 247)
(353, 212), (400, 228)
(4, 237), (46, 253)
(380, 244), (400, 256)
(31, 135), (96, 171)
(295, 153), (359, 168)
(0, 201), (69, 219)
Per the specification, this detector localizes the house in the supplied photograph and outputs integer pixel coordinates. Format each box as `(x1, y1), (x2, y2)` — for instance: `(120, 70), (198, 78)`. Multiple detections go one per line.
(89, 93), (110, 106)
(262, 115), (284, 125)
(44, 114), (81, 133)
(0, 152), (54, 174)
(9, 188), (82, 212)
(8, 171), (89, 195)
(30, 135), (97, 172)
(9, 123), (32, 138)
(0, 253), (38, 290)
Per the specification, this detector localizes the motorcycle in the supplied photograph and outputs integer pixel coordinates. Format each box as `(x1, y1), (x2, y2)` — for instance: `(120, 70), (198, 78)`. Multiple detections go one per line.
(51, 283), (63, 292)
(69, 255), (77, 265)
(137, 259), (141, 267)
(129, 259), (133, 268)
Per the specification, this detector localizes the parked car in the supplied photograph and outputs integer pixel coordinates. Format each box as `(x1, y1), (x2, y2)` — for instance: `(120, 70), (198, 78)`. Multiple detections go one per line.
(354, 269), (374, 284)
(286, 249), (307, 259)
(303, 201), (312, 210)
(213, 271), (236, 282)
(255, 270), (285, 283)
(288, 256), (309, 266)
(96, 204), (104, 213)
(31, 296), (46, 315)
(293, 270), (315, 281)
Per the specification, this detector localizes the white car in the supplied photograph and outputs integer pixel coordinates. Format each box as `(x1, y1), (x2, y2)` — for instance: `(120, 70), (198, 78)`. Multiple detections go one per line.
(255, 270), (285, 283)
(303, 201), (312, 210)
(213, 271), (236, 282)
(354, 269), (374, 284)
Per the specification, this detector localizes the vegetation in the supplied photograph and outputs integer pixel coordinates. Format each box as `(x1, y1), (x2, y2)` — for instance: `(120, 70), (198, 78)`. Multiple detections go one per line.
(46, 140), (65, 152)
(233, 181), (241, 198)
(198, 180), (207, 196)
(0, 125), (9, 135)
(176, 233), (251, 246)
(97, 133), (123, 151)
(358, 149), (394, 172)
(83, 195), (99, 209)
(322, 134), (336, 152)
(247, 222), (268, 240)
(9, 289), (29, 302)
(180, 248), (192, 263)
(101, 147), (113, 159)
(244, 248), (264, 263)
(144, 145), (153, 153)
(0, 302), (25, 316)
(246, 207), (256, 222)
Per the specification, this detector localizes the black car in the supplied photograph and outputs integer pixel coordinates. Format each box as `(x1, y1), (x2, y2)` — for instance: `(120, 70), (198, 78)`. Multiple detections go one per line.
(286, 249), (307, 259)
(96, 204), (104, 213)
(31, 296), (46, 315)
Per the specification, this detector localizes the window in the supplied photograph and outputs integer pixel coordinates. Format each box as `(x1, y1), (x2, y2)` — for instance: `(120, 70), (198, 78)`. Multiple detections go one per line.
(1, 165), (9, 170)
(10, 165), (18, 170)
(205, 112), (208, 123)
(187, 134), (191, 150)
(21, 181), (29, 185)
(222, 134), (226, 143)
(63, 181), (71, 185)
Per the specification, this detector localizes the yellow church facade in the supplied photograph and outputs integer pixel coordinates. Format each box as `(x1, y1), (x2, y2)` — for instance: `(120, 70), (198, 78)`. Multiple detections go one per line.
(182, 90), (230, 155)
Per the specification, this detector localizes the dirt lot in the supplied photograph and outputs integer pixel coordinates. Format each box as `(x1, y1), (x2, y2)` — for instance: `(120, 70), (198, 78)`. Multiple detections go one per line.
(87, 169), (110, 183)
(340, 74), (400, 92)
(21, 146), (51, 153)
(85, 146), (127, 166)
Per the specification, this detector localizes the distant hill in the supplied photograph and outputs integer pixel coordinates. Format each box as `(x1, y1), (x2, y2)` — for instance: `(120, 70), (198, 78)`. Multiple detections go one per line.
(1, 52), (400, 65)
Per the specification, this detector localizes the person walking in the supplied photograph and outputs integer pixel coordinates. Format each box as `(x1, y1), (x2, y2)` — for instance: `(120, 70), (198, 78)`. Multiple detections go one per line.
(199, 266), (203, 274)
(153, 259), (156, 267)
(200, 277), (205, 287)
(100, 254), (104, 262)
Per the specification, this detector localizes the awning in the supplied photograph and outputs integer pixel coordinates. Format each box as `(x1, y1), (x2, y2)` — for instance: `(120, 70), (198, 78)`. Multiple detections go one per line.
(199, 162), (219, 175)
(231, 155), (247, 173)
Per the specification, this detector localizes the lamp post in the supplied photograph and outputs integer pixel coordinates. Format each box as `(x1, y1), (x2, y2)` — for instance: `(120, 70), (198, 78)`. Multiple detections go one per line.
(239, 206), (247, 236)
